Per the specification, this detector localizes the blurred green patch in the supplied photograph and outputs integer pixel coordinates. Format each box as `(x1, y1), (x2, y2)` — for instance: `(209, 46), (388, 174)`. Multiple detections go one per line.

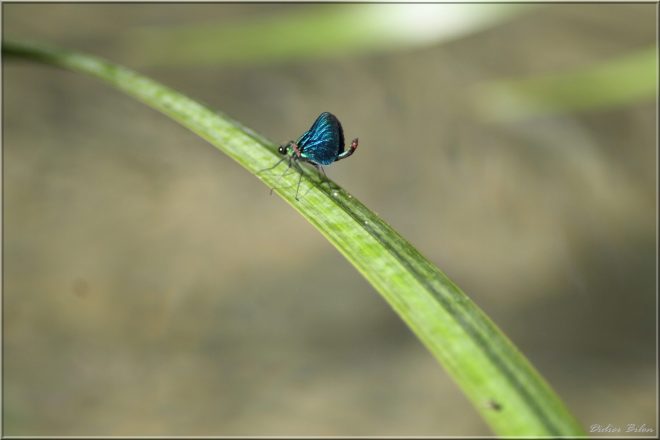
(473, 46), (656, 121)
(123, 4), (530, 67)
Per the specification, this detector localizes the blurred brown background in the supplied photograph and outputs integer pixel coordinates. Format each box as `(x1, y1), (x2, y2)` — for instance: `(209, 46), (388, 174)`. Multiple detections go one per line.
(2, 3), (656, 436)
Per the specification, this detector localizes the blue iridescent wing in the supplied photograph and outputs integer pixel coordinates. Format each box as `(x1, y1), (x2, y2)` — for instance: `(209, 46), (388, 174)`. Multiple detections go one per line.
(297, 112), (345, 165)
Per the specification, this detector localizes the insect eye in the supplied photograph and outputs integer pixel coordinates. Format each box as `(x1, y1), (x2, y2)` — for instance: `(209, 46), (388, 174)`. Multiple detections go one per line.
(278, 146), (287, 154)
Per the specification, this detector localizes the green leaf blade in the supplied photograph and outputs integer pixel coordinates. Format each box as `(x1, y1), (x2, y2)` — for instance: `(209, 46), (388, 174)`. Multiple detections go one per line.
(3, 39), (585, 437)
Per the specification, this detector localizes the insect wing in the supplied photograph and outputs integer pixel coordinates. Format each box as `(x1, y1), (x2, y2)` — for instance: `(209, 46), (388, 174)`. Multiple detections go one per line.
(297, 112), (345, 165)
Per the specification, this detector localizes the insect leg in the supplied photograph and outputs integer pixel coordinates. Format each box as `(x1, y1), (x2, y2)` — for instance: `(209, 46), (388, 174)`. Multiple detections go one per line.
(299, 163), (332, 199)
(312, 163), (331, 189)
(257, 155), (288, 174)
(269, 156), (294, 195)
(291, 159), (307, 201)
(317, 165), (328, 180)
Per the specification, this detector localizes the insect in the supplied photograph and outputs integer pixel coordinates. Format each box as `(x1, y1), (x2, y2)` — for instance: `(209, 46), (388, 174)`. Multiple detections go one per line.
(259, 112), (358, 200)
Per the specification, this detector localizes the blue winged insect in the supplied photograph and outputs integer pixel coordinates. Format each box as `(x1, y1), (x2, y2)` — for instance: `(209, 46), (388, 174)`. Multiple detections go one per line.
(259, 112), (358, 200)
